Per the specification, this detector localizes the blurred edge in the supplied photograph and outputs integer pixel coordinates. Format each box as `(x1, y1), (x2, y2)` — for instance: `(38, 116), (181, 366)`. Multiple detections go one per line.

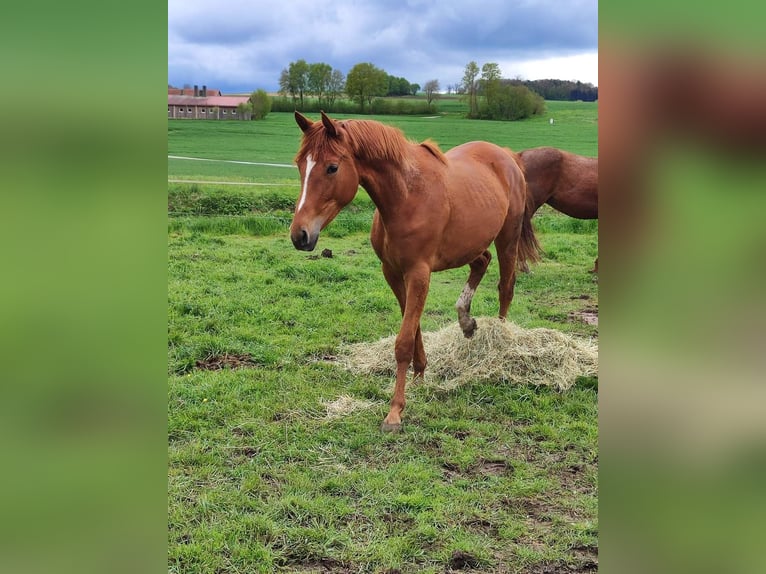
(0, 2), (167, 573)
(600, 2), (766, 573)
(2, 1), (766, 573)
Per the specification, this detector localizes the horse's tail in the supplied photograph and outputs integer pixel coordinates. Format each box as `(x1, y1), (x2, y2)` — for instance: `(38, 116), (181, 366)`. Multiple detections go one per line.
(517, 190), (542, 272)
(509, 150), (542, 272)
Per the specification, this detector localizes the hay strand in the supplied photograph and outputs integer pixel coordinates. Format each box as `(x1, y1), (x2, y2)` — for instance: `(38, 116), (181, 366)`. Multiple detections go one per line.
(321, 394), (378, 420)
(338, 318), (597, 391)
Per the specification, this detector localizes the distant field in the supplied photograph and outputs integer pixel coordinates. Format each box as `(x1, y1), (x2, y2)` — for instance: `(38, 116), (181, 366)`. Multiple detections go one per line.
(168, 100), (597, 184)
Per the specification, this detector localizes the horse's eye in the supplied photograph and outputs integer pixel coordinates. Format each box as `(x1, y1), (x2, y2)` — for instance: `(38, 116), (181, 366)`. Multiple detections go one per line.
(326, 164), (338, 175)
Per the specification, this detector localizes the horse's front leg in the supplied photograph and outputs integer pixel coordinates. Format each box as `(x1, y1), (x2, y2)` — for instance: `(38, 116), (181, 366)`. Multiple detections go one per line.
(381, 263), (427, 381)
(381, 265), (431, 432)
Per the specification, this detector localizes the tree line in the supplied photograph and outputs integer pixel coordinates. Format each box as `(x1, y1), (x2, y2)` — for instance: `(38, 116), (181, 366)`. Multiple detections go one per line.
(230, 59), (595, 120)
(278, 60), (426, 113)
(518, 78), (598, 102)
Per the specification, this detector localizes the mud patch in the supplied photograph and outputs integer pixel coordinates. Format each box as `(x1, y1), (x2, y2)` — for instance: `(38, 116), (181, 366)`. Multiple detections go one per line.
(478, 458), (512, 476)
(448, 549), (481, 570)
(442, 458), (513, 479)
(524, 558), (598, 573)
(194, 353), (260, 370)
(569, 307), (598, 326)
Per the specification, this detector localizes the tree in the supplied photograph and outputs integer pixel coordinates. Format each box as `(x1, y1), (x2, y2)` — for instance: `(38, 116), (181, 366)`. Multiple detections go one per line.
(346, 62), (388, 113)
(308, 62), (333, 108)
(480, 62), (502, 114)
(423, 79), (440, 106)
(249, 89), (272, 120)
(462, 61), (480, 117)
(386, 75), (411, 96)
(409, 83), (420, 96)
(326, 69), (345, 110)
(278, 59), (310, 109)
(278, 68), (297, 105)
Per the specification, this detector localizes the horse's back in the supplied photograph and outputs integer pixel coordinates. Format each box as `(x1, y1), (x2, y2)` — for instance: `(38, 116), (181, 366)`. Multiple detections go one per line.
(521, 147), (598, 219)
(446, 141), (525, 195)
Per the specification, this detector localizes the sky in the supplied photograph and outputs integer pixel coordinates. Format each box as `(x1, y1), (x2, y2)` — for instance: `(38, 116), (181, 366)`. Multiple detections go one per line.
(168, 0), (598, 95)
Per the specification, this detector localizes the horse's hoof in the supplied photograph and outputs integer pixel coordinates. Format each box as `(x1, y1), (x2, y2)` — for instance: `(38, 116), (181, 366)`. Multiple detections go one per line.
(461, 318), (477, 338)
(380, 421), (403, 433)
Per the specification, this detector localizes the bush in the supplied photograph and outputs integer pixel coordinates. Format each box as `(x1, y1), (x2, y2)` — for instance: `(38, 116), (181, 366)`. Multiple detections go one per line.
(249, 89), (272, 120)
(481, 84), (545, 121)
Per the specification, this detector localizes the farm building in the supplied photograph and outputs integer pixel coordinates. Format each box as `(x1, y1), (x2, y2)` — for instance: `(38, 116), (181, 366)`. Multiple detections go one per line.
(168, 85), (251, 120)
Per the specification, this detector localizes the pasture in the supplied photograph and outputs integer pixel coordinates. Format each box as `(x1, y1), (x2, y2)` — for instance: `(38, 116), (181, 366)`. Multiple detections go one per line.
(168, 103), (598, 573)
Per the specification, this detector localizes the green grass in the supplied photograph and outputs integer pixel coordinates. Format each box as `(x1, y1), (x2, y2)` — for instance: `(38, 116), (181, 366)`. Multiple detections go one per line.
(168, 108), (598, 573)
(168, 227), (598, 573)
(168, 101), (597, 184)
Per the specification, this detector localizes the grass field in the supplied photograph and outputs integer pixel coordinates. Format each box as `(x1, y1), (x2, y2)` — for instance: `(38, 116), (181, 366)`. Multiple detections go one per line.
(168, 100), (597, 182)
(168, 103), (598, 573)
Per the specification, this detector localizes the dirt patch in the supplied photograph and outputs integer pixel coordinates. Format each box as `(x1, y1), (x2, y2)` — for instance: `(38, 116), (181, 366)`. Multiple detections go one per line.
(568, 307), (598, 326)
(523, 557), (598, 573)
(442, 458), (513, 479)
(194, 353), (260, 370)
(478, 458), (512, 476)
(448, 550), (481, 570)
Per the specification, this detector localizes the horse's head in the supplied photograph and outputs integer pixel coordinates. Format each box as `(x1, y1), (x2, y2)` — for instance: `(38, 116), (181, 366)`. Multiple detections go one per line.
(290, 111), (360, 251)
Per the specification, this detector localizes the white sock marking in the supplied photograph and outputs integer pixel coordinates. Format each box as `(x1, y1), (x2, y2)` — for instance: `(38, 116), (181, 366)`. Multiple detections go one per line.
(456, 284), (475, 312)
(297, 154), (316, 213)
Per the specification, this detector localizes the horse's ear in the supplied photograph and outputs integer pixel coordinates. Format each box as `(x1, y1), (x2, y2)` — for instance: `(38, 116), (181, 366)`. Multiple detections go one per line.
(295, 111), (313, 133)
(320, 111), (338, 138)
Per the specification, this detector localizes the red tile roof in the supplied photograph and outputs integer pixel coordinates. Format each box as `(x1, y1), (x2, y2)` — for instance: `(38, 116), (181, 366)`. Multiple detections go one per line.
(168, 95), (250, 107)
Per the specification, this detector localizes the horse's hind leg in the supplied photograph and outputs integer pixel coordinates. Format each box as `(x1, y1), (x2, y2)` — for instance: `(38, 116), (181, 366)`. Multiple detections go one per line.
(495, 220), (523, 319)
(456, 250), (492, 338)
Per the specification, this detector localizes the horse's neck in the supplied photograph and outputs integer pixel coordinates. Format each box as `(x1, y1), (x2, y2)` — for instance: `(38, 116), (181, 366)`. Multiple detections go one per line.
(358, 162), (412, 219)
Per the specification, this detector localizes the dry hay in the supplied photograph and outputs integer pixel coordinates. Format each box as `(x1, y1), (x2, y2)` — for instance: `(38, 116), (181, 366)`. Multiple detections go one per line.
(320, 395), (378, 420)
(338, 317), (597, 391)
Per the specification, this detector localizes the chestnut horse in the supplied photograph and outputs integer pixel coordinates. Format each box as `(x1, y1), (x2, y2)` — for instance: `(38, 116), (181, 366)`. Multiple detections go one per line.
(519, 147), (598, 272)
(290, 112), (540, 431)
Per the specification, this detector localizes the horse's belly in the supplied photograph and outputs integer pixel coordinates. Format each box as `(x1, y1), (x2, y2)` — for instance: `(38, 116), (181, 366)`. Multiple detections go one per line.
(432, 220), (504, 271)
(548, 189), (598, 219)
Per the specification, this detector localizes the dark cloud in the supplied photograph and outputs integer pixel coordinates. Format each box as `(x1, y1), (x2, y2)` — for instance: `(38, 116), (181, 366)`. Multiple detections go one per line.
(168, 0), (597, 93)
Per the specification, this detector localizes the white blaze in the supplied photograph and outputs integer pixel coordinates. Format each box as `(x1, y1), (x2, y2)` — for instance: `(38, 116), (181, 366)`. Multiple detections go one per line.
(296, 154), (316, 213)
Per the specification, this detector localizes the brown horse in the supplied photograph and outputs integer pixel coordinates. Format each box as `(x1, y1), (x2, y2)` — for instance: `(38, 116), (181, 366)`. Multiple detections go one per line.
(519, 147), (598, 272)
(290, 112), (540, 431)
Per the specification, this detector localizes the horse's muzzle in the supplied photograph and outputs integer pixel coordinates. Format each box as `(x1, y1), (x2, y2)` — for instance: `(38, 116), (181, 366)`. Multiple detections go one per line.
(291, 227), (318, 251)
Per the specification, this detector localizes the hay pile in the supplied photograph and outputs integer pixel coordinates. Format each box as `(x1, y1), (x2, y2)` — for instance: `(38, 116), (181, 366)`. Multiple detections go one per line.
(338, 317), (597, 391)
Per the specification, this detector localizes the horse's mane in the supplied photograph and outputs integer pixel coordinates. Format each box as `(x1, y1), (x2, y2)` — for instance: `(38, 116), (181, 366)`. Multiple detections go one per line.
(420, 139), (448, 164)
(295, 118), (447, 168)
